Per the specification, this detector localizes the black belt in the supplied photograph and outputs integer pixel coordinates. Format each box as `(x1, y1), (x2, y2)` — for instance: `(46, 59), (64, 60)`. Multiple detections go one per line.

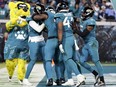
(48, 36), (58, 39)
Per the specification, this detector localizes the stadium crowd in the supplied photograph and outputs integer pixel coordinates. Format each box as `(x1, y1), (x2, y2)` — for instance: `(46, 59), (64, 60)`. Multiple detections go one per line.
(0, 0), (116, 21)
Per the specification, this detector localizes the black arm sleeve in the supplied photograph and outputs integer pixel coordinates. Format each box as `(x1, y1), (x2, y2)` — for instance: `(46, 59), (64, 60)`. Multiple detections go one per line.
(74, 29), (90, 38)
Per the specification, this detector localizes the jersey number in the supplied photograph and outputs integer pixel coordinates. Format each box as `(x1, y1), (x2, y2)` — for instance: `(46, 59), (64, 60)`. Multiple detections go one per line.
(63, 17), (73, 28)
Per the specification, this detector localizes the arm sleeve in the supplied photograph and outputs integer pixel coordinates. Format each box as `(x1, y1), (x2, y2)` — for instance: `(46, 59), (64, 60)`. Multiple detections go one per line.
(75, 28), (90, 38)
(29, 21), (45, 33)
(74, 24), (95, 37)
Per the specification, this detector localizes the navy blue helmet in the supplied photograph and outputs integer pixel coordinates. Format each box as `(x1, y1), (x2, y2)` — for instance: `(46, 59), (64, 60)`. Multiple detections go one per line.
(81, 6), (94, 20)
(34, 3), (45, 14)
(56, 1), (69, 12)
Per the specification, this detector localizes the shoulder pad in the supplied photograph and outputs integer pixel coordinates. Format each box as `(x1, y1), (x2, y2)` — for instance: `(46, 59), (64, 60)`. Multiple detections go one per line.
(54, 13), (64, 19)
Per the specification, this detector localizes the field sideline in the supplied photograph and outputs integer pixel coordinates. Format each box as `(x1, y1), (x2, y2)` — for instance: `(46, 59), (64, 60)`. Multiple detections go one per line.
(0, 62), (116, 69)
(0, 63), (116, 87)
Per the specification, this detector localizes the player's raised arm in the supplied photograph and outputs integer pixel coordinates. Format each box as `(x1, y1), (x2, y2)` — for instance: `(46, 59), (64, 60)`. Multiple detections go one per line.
(32, 3), (48, 21)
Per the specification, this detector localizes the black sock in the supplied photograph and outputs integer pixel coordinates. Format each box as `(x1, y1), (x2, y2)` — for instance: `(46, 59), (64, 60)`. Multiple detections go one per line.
(92, 70), (98, 77)
(77, 63), (82, 74)
(100, 76), (105, 83)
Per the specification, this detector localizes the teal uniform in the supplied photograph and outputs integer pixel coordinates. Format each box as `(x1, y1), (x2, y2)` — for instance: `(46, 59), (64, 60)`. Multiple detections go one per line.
(25, 17), (45, 79)
(55, 12), (75, 61)
(79, 18), (104, 76)
(55, 11), (81, 77)
(44, 11), (60, 80)
(4, 25), (29, 60)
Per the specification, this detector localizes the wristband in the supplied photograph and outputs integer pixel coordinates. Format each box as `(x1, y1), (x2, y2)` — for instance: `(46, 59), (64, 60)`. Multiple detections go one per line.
(58, 41), (62, 45)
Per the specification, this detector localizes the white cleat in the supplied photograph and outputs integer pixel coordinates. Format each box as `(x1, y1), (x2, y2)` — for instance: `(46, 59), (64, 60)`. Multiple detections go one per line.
(75, 74), (86, 87)
(23, 79), (32, 86)
(53, 82), (57, 85)
(94, 81), (105, 86)
(62, 79), (74, 86)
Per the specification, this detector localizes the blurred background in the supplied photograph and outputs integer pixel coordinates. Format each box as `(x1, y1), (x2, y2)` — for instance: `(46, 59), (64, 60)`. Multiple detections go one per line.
(0, 0), (116, 63)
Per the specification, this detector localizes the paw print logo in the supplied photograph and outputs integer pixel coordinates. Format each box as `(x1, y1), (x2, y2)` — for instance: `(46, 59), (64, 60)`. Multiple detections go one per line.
(15, 31), (26, 40)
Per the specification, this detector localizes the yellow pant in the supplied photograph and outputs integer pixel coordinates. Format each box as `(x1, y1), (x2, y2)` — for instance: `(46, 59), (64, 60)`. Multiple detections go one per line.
(5, 58), (26, 80)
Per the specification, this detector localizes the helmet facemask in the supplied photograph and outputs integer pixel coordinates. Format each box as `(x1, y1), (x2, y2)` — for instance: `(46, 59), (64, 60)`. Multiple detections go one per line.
(81, 7), (94, 21)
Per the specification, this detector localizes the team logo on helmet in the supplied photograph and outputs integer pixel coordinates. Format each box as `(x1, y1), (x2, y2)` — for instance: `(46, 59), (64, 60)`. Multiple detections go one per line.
(34, 3), (45, 14)
(81, 6), (94, 20)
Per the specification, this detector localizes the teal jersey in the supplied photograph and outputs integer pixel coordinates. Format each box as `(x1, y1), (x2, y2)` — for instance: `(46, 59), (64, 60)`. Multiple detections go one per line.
(27, 17), (42, 37)
(80, 18), (96, 42)
(44, 11), (57, 37)
(28, 23), (42, 37)
(54, 11), (74, 38)
(6, 25), (28, 47)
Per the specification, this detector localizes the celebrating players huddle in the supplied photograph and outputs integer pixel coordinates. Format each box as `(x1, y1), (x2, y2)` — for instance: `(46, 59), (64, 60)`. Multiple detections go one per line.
(4, 1), (105, 87)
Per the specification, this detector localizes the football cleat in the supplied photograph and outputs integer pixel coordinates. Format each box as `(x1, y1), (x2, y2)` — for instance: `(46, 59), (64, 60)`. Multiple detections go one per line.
(60, 78), (66, 84)
(94, 75), (100, 85)
(23, 79), (32, 86)
(55, 79), (62, 86)
(75, 74), (86, 87)
(46, 78), (53, 86)
(94, 81), (105, 86)
(62, 79), (74, 86)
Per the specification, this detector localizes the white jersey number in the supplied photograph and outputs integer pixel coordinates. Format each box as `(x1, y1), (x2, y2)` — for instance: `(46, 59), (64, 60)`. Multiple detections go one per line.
(63, 17), (73, 28)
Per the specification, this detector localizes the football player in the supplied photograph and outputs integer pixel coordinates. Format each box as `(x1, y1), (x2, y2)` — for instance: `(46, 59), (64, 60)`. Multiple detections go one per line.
(55, 1), (86, 87)
(23, 3), (45, 86)
(31, 3), (62, 86)
(72, 6), (105, 86)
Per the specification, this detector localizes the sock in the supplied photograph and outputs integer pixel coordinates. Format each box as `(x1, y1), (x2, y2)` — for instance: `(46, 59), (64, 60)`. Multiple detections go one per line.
(92, 70), (98, 77)
(100, 76), (105, 83)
